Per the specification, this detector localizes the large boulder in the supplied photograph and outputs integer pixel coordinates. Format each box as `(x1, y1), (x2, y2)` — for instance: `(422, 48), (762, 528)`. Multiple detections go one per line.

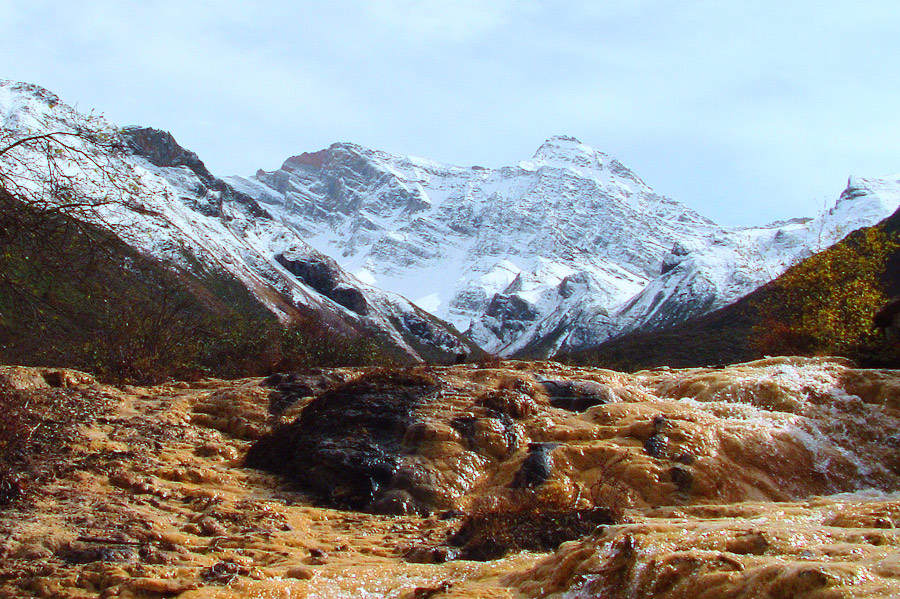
(245, 370), (441, 513)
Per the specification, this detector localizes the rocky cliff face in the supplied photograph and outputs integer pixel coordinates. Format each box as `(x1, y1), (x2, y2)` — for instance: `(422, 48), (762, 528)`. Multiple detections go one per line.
(0, 81), (476, 364)
(122, 126), (269, 219)
(230, 137), (900, 357)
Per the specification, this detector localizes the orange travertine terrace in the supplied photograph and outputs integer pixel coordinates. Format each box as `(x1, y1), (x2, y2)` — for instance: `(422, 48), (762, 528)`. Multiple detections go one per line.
(1, 356), (899, 598)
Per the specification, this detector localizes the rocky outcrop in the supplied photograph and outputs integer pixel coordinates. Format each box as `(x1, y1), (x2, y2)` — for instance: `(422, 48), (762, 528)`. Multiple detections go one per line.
(246, 370), (442, 513)
(247, 357), (900, 522)
(123, 126), (270, 219)
(275, 252), (368, 315)
(123, 127), (211, 180)
(538, 379), (615, 412)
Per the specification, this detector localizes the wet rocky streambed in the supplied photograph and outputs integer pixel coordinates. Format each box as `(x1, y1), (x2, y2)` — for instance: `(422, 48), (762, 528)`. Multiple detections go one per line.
(1, 357), (900, 597)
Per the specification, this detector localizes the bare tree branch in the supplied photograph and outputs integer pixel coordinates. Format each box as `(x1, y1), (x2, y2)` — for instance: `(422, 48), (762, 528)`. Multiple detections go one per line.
(0, 131), (100, 158)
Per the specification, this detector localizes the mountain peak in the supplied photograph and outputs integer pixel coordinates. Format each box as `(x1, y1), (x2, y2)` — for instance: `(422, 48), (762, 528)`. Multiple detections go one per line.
(544, 134), (585, 145)
(282, 149), (328, 171)
(531, 135), (606, 170)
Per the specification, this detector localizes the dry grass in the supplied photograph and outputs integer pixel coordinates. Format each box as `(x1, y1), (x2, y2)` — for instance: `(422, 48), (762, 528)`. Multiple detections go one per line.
(0, 382), (116, 506)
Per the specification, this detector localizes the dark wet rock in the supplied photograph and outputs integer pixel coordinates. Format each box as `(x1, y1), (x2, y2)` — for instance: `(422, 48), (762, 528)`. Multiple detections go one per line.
(305, 548), (329, 565)
(403, 581), (456, 597)
(401, 422), (437, 447)
(389, 466), (442, 508)
(539, 380), (615, 412)
(452, 413), (519, 459)
(450, 417), (477, 449)
(202, 561), (250, 584)
(511, 443), (557, 488)
(263, 370), (348, 416)
(138, 545), (175, 565)
(676, 453), (697, 465)
(57, 542), (138, 564)
(268, 384), (314, 416)
(246, 370), (440, 512)
(404, 545), (460, 564)
(369, 489), (424, 516)
(670, 465), (693, 495)
(476, 389), (538, 419)
(644, 433), (668, 459)
(449, 506), (615, 561)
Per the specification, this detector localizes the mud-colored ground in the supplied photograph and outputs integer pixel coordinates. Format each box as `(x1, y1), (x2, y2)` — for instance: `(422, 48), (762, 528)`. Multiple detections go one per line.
(0, 357), (898, 598)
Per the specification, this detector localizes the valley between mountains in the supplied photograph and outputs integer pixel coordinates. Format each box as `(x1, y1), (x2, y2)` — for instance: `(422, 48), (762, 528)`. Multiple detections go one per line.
(4, 79), (900, 599)
(5, 79), (900, 365)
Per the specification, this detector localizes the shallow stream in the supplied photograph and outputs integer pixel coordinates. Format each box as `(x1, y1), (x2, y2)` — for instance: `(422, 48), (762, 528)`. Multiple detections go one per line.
(1, 357), (898, 597)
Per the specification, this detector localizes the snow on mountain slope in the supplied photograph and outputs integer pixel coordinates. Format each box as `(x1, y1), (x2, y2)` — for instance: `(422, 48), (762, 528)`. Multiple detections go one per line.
(608, 175), (900, 338)
(231, 136), (900, 357)
(228, 136), (713, 351)
(0, 81), (474, 363)
(8, 79), (895, 361)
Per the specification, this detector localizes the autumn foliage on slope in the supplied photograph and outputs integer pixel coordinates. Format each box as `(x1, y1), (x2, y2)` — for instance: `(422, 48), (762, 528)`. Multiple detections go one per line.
(561, 218), (900, 370)
(751, 227), (897, 358)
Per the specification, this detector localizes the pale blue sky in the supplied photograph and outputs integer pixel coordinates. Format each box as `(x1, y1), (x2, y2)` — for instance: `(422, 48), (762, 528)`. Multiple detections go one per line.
(3, 0), (900, 225)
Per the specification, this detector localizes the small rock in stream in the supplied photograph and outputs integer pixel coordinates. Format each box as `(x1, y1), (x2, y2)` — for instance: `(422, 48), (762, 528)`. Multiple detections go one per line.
(511, 443), (558, 488)
(538, 380), (615, 412)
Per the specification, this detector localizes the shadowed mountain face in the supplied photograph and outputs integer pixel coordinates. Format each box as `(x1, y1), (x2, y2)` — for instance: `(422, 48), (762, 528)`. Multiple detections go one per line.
(0, 81), (478, 367)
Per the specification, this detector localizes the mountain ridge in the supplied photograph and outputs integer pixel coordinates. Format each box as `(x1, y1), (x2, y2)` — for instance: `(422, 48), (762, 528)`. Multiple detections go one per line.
(0, 80), (478, 366)
(560, 202), (900, 371)
(5, 79), (900, 363)
(230, 135), (900, 357)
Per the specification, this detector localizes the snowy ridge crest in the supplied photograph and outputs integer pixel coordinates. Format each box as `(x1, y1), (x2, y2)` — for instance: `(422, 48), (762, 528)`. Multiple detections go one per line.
(0, 81), (475, 363)
(231, 137), (900, 357)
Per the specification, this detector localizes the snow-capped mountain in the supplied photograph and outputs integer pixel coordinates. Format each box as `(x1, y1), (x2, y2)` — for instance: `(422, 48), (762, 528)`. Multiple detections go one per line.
(7, 79), (897, 361)
(0, 81), (476, 363)
(229, 137), (900, 356)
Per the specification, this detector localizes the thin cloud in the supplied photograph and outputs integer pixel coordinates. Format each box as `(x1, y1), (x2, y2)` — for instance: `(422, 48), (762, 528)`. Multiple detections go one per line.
(363, 0), (526, 43)
(1, 1), (899, 225)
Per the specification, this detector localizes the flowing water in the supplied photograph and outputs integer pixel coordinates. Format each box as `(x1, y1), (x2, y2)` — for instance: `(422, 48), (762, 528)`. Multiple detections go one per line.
(0, 357), (898, 598)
